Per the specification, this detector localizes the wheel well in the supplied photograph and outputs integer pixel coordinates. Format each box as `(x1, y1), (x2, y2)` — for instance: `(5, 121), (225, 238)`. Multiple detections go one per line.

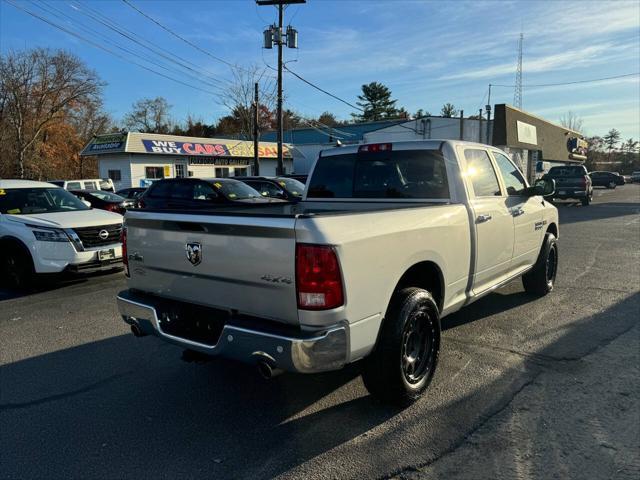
(546, 223), (558, 238)
(0, 236), (34, 264)
(394, 261), (444, 312)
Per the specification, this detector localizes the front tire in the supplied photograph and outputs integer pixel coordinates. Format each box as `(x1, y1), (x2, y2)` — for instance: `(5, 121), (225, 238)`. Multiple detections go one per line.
(1, 247), (34, 289)
(608, 181), (616, 189)
(362, 287), (440, 406)
(522, 233), (558, 296)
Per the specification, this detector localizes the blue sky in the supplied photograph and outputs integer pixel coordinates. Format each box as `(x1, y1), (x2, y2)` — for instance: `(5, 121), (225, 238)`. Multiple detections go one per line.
(1, 0), (639, 140)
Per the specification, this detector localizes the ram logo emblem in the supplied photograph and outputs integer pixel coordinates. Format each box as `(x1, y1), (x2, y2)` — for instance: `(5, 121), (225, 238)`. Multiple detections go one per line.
(185, 242), (202, 266)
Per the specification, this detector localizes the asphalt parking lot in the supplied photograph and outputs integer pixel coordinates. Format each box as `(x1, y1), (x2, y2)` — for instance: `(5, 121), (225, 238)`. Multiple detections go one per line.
(1, 185), (639, 480)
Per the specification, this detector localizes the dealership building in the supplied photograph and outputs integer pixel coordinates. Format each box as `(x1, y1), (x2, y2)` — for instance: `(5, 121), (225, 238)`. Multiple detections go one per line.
(80, 132), (294, 190)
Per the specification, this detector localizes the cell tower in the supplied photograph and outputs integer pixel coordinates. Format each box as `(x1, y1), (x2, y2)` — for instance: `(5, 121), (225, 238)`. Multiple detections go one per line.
(513, 33), (523, 108)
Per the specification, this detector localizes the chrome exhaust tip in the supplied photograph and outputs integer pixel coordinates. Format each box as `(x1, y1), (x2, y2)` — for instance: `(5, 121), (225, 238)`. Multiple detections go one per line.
(257, 360), (283, 379)
(130, 324), (146, 337)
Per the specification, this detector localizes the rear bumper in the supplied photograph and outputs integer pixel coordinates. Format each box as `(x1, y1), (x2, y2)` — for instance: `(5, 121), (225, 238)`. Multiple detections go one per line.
(116, 290), (348, 374)
(553, 188), (588, 199)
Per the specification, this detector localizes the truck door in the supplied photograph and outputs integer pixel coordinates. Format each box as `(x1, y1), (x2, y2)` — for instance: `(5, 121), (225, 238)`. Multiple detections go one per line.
(461, 148), (515, 294)
(492, 152), (545, 271)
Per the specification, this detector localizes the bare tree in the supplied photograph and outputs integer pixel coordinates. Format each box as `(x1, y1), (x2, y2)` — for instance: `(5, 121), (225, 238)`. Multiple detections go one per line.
(217, 65), (276, 138)
(0, 49), (103, 178)
(123, 97), (172, 133)
(559, 111), (584, 132)
(440, 103), (458, 118)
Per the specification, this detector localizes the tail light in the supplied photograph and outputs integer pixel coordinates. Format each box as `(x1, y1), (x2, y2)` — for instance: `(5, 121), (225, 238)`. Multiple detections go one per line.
(580, 176), (588, 187)
(138, 198), (146, 209)
(296, 244), (344, 310)
(120, 226), (129, 277)
(105, 203), (118, 212)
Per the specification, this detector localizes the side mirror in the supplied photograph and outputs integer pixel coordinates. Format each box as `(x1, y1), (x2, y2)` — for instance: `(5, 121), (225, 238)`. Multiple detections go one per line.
(82, 200), (92, 207)
(529, 178), (555, 197)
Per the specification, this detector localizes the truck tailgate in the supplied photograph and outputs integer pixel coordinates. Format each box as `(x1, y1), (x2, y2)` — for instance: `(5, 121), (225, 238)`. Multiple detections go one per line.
(124, 210), (299, 324)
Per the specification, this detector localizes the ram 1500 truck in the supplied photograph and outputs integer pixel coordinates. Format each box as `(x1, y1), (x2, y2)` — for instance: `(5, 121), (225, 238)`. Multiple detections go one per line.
(117, 140), (558, 405)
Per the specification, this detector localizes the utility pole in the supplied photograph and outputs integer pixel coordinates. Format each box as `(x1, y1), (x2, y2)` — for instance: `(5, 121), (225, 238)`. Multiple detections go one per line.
(478, 108), (483, 143)
(257, 0), (305, 175)
(486, 84), (492, 145)
(253, 82), (260, 175)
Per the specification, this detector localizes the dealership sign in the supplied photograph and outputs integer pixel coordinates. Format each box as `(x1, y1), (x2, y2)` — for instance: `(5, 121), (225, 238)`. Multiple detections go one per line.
(85, 133), (126, 153)
(142, 139), (290, 158)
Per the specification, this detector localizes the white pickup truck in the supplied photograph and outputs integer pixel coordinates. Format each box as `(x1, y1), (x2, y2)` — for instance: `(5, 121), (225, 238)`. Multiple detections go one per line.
(117, 140), (558, 404)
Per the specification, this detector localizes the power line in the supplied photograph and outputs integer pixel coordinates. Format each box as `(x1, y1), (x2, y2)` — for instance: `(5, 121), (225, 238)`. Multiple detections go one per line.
(31, 0), (227, 92)
(65, 1), (229, 89)
(121, 0), (271, 78)
(6, 0), (221, 95)
(492, 72), (639, 88)
(284, 66), (364, 112)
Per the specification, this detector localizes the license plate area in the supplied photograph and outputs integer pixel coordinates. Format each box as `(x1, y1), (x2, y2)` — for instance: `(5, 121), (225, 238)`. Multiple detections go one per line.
(99, 249), (116, 261)
(156, 299), (229, 346)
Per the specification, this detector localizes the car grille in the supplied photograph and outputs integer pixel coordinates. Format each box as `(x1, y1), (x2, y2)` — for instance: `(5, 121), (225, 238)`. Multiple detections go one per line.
(73, 224), (122, 249)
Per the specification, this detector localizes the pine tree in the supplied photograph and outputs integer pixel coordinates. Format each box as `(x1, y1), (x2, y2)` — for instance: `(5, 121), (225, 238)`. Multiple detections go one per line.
(352, 82), (398, 122)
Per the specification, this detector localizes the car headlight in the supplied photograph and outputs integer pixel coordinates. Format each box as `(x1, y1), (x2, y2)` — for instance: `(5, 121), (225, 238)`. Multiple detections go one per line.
(30, 226), (70, 243)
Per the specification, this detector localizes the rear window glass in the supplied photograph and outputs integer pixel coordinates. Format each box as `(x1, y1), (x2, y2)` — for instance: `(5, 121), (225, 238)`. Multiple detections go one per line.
(307, 150), (449, 199)
(548, 166), (586, 176)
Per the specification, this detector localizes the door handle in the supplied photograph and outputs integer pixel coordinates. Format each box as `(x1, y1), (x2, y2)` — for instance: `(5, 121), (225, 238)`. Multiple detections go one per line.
(512, 208), (525, 217)
(476, 214), (492, 223)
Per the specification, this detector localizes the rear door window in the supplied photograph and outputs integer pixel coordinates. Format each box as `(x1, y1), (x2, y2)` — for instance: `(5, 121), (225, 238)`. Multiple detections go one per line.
(66, 181), (82, 190)
(83, 181), (98, 190)
(464, 149), (501, 197)
(307, 150), (449, 199)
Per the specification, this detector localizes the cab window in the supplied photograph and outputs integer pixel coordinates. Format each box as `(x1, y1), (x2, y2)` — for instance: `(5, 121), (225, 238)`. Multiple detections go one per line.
(464, 149), (501, 197)
(493, 153), (527, 196)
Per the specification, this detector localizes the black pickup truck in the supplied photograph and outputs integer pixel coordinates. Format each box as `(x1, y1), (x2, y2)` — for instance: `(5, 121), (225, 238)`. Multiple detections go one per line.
(544, 165), (593, 206)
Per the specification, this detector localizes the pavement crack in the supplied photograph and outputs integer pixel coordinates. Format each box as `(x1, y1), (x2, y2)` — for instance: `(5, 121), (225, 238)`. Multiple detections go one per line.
(0, 372), (130, 411)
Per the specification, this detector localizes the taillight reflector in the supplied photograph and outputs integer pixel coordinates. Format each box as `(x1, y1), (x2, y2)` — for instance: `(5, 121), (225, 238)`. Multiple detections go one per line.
(296, 244), (344, 310)
(120, 226), (129, 277)
(358, 143), (392, 153)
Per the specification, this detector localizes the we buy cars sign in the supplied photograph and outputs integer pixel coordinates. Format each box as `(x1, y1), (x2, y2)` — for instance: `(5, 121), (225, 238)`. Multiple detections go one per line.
(143, 140), (229, 156)
(142, 139), (288, 158)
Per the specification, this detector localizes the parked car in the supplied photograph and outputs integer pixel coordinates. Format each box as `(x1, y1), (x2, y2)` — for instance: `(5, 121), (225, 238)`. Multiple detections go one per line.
(543, 165), (593, 205)
(116, 187), (147, 200)
(0, 180), (123, 288)
(138, 178), (284, 209)
(589, 171), (624, 188)
(631, 171), (640, 183)
(49, 178), (114, 192)
(118, 140), (559, 405)
(238, 176), (306, 202)
(281, 173), (308, 184)
(70, 190), (135, 215)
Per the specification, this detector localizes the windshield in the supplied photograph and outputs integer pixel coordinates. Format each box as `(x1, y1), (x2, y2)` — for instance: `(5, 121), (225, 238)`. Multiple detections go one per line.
(308, 150), (450, 199)
(0, 187), (90, 214)
(275, 177), (305, 197)
(87, 191), (125, 202)
(213, 180), (262, 200)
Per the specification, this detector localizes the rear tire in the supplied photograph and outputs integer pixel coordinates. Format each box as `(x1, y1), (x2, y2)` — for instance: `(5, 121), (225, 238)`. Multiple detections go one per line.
(362, 287), (440, 406)
(1, 247), (34, 289)
(522, 233), (558, 296)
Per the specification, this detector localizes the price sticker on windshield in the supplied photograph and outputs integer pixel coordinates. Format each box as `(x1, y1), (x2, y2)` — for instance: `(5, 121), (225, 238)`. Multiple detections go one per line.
(0, 189), (5, 195)
(214, 182), (222, 188)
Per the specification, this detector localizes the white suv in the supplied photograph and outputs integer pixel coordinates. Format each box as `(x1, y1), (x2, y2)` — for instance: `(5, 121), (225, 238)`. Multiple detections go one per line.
(0, 180), (124, 288)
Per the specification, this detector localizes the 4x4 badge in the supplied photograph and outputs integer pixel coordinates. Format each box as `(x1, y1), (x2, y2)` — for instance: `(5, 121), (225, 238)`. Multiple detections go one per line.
(185, 242), (202, 266)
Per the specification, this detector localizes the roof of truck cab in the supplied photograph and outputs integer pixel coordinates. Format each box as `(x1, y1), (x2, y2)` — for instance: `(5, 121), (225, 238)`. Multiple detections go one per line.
(319, 139), (498, 157)
(0, 179), (58, 189)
